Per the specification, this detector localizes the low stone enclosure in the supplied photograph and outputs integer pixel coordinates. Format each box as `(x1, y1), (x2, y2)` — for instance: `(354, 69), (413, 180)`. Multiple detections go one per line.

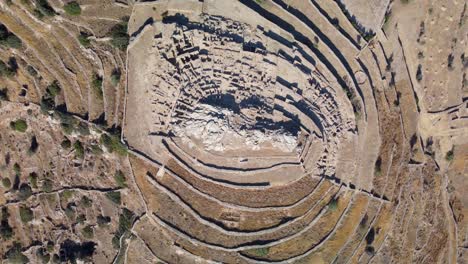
(122, 0), (465, 263)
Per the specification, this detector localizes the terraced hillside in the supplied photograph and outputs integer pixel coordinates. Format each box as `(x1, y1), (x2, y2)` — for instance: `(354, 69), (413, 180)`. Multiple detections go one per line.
(0, 0), (466, 263)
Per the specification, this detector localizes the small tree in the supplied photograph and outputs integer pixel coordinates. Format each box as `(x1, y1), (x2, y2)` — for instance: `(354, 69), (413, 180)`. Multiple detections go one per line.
(64, 1), (81, 16)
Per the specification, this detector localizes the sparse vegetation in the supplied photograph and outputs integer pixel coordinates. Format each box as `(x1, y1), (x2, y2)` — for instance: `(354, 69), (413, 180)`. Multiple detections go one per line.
(114, 170), (127, 188)
(61, 190), (74, 201)
(64, 1), (81, 16)
(106, 191), (121, 204)
(81, 225), (94, 239)
(112, 208), (135, 249)
(81, 196), (93, 208)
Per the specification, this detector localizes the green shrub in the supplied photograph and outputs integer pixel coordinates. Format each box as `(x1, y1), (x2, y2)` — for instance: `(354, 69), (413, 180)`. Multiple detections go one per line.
(61, 138), (71, 149)
(109, 22), (129, 50)
(5, 242), (29, 264)
(2, 178), (11, 189)
(106, 191), (121, 204)
(29, 172), (38, 188)
(10, 119), (28, 132)
(100, 133), (127, 156)
(97, 215), (111, 226)
(46, 81), (61, 97)
(0, 24), (22, 49)
(114, 170), (126, 188)
(36, 248), (50, 264)
(13, 163), (21, 175)
(26, 65), (37, 76)
(73, 140), (85, 159)
(28, 135), (39, 155)
(19, 206), (33, 223)
(91, 74), (103, 99)
(81, 225), (94, 239)
(0, 87), (9, 100)
(0, 208), (13, 239)
(64, 1), (81, 16)
(328, 197), (338, 211)
(0, 61), (15, 77)
(446, 149), (454, 161)
(90, 144), (103, 155)
(61, 190), (74, 201)
(81, 195), (92, 208)
(252, 247), (269, 256)
(113, 208), (135, 247)
(42, 179), (53, 192)
(64, 203), (75, 219)
(110, 69), (121, 86)
(78, 32), (91, 47)
(36, 0), (56, 17)
(4, 35), (22, 49)
(18, 184), (32, 200)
